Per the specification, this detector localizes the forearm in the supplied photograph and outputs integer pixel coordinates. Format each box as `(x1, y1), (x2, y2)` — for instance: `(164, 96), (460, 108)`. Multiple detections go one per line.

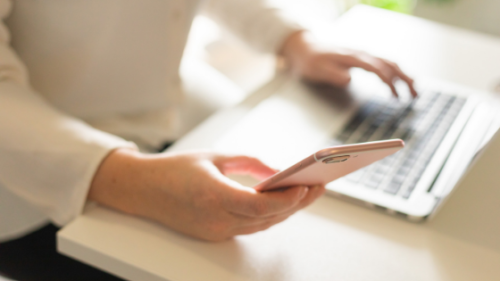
(89, 149), (181, 225)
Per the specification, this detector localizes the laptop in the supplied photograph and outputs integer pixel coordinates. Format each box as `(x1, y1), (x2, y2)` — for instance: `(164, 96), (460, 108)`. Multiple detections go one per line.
(214, 69), (500, 221)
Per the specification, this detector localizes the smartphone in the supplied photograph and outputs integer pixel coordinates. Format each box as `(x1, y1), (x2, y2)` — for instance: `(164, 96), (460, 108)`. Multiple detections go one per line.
(254, 139), (404, 192)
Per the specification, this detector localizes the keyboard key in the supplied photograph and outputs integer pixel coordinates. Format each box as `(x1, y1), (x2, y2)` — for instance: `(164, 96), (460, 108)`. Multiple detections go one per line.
(337, 101), (381, 142)
(402, 178), (420, 199)
(385, 182), (402, 194)
(364, 178), (380, 189)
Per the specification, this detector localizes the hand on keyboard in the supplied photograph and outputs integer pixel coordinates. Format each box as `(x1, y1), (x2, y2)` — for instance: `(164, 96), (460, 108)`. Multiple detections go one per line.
(279, 31), (418, 98)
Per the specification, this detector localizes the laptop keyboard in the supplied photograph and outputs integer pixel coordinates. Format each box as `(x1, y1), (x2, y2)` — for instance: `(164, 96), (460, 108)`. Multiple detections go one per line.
(334, 92), (466, 199)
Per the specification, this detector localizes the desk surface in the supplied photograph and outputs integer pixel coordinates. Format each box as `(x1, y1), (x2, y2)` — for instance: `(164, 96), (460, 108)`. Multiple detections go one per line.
(58, 6), (500, 281)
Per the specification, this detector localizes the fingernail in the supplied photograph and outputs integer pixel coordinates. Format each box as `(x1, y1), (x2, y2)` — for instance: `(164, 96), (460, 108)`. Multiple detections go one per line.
(299, 186), (308, 200)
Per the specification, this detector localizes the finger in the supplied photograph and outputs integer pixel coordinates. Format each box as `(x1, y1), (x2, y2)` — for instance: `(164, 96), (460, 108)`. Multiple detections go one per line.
(232, 215), (291, 236)
(339, 55), (399, 98)
(264, 184), (325, 220)
(385, 61), (418, 98)
(223, 184), (309, 218)
(233, 223), (274, 236)
(214, 155), (278, 180)
(265, 184), (325, 218)
(232, 184), (326, 228)
(295, 184), (326, 209)
(231, 186), (325, 235)
(364, 62), (399, 98)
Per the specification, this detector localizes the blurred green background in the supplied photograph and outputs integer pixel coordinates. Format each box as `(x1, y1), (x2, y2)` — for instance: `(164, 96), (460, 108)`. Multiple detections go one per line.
(360, 0), (414, 13)
(361, 0), (454, 14)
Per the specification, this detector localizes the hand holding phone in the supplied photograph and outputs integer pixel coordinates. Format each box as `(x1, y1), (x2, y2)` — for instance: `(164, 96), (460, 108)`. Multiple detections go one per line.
(254, 139), (404, 192)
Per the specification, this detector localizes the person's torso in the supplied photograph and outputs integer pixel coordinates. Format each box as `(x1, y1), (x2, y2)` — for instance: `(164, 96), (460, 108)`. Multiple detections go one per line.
(6, 0), (203, 119)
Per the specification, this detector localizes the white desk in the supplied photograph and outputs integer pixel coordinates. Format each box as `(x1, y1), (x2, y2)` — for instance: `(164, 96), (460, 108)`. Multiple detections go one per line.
(58, 6), (500, 281)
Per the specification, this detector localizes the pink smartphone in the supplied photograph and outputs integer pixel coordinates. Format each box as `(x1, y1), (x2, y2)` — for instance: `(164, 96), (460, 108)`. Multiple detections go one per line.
(254, 139), (405, 192)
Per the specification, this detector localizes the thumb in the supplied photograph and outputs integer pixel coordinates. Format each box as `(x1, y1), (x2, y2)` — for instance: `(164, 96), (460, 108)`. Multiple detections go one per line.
(224, 184), (309, 217)
(213, 155), (278, 180)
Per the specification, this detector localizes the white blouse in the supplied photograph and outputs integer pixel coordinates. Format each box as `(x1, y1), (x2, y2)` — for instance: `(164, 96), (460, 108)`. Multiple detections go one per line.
(0, 0), (299, 241)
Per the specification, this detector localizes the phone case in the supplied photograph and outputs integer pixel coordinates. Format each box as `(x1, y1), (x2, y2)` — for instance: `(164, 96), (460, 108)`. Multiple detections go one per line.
(254, 139), (404, 191)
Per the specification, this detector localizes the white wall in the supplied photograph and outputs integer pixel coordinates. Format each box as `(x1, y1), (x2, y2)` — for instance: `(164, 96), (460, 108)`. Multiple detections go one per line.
(414, 0), (500, 38)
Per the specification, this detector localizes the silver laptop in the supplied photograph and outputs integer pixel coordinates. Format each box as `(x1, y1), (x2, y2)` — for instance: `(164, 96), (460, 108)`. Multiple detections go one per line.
(214, 70), (500, 221)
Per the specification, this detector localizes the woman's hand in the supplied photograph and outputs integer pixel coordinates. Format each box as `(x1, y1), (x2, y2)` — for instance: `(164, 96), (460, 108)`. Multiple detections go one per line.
(89, 149), (325, 242)
(280, 31), (418, 98)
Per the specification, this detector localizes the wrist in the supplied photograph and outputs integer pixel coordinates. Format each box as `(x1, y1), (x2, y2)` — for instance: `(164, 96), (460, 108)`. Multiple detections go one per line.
(279, 31), (314, 71)
(88, 148), (146, 215)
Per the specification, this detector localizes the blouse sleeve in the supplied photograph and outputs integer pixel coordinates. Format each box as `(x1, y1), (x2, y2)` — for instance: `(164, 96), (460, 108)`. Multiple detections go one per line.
(0, 0), (137, 226)
(203, 0), (304, 53)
